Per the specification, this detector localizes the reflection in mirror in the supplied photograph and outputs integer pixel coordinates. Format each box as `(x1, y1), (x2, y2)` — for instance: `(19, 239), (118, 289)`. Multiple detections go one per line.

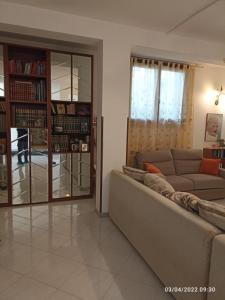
(73, 55), (91, 102)
(30, 128), (48, 203)
(0, 45), (4, 97)
(52, 153), (71, 198)
(11, 128), (30, 204)
(0, 155), (8, 203)
(72, 153), (90, 196)
(51, 52), (71, 101)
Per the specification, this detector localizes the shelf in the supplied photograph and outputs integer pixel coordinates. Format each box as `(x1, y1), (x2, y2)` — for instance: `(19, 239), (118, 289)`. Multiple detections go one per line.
(53, 151), (90, 154)
(9, 72), (47, 79)
(10, 100), (47, 105)
(51, 100), (91, 104)
(52, 113), (91, 117)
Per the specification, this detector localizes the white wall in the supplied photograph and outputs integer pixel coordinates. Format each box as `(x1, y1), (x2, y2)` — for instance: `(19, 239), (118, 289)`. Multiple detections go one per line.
(1, 1), (225, 212)
(193, 66), (225, 149)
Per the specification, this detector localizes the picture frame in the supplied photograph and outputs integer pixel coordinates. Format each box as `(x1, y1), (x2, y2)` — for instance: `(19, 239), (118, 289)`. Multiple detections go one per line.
(81, 143), (88, 152)
(205, 113), (223, 142)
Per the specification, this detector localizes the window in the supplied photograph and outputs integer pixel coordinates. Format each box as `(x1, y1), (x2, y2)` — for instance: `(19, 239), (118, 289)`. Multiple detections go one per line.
(130, 62), (185, 122)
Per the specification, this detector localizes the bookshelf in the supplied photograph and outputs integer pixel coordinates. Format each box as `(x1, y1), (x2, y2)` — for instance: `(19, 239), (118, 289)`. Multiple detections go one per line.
(203, 148), (225, 168)
(0, 43), (93, 206)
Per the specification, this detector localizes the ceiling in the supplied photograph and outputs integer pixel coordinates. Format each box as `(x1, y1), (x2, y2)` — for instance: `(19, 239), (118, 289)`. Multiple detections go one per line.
(4, 0), (225, 44)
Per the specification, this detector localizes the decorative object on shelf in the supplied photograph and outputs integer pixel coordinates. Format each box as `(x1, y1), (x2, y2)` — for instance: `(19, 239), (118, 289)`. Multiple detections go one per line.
(214, 86), (225, 105)
(205, 113), (223, 142)
(81, 143), (88, 152)
(218, 139), (225, 147)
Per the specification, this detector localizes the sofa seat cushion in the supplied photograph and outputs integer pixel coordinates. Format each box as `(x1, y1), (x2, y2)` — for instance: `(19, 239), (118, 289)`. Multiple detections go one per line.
(165, 175), (194, 191)
(182, 174), (225, 190)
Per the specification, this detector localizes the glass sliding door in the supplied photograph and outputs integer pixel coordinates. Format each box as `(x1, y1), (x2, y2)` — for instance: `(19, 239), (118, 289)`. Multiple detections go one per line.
(0, 154), (8, 203)
(30, 128), (48, 203)
(11, 128), (30, 205)
(52, 153), (71, 198)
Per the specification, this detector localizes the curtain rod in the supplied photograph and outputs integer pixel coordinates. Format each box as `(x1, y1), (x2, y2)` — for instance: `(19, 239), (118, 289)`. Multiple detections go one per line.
(131, 55), (203, 69)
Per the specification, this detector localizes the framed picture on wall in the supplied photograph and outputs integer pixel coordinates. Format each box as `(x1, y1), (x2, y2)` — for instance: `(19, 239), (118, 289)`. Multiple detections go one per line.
(205, 113), (223, 142)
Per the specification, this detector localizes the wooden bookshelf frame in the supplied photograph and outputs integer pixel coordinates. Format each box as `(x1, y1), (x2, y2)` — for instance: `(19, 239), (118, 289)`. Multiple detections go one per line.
(0, 42), (94, 207)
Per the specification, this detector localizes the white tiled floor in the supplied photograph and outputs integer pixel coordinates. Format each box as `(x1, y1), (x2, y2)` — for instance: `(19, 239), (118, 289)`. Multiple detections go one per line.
(0, 199), (174, 300)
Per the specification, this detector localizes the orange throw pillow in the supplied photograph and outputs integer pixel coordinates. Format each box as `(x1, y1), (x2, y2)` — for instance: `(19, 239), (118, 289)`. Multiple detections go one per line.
(199, 158), (221, 176)
(143, 162), (161, 174)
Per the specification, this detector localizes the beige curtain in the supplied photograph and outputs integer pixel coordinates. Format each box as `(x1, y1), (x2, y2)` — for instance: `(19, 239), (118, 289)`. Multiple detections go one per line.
(127, 59), (195, 167)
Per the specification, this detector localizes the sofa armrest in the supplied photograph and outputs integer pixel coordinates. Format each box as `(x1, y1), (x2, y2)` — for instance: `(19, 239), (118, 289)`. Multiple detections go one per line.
(219, 168), (225, 179)
(208, 235), (225, 300)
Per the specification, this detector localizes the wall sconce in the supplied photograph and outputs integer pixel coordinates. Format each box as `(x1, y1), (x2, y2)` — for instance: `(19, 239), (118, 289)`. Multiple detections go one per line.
(215, 86), (225, 105)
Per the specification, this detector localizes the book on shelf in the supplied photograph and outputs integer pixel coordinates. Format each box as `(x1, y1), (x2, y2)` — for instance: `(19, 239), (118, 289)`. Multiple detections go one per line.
(52, 115), (90, 134)
(10, 79), (46, 102)
(0, 114), (6, 132)
(12, 104), (47, 128)
(56, 104), (66, 114)
(0, 102), (6, 112)
(9, 59), (46, 76)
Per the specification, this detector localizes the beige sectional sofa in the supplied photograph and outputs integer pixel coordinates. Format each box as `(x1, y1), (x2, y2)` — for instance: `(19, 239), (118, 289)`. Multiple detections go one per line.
(135, 149), (225, 200)
(109, 170), (225, 300)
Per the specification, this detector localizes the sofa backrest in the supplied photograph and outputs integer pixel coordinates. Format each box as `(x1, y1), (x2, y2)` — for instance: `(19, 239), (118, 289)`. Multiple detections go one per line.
(135, 150), (176, 175)
(171, 149), (202, 175)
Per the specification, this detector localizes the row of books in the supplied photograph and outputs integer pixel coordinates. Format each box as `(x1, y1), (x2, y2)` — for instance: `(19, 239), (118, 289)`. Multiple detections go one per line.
(51, 102), (91, 116)
(12, 106), (47, 128)
(211, 149), (225, 159)
(0, 102), (6, 112)
(10, 80), (46, 102)
(52, 116), (90, 134)
(9, 59), (46, 76)
(0, 114), (6, 132)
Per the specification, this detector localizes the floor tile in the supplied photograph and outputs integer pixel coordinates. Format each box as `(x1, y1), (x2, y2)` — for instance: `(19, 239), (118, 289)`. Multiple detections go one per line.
(103, 276), (174, 300)
(0, 277), (56, 300)
(27, 253), (85, 288)
(48, 290), (81, 300)
(61, 266), (114, 300)
(118, 251), (163, 286)
(0, 242), (48, 275)
(0, 267), (22, 293)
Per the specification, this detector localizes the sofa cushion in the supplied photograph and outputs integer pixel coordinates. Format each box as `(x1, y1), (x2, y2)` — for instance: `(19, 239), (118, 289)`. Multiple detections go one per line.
(199, 158), (221, 176)
(198, 200), (225, 230)
(144, 173), (175, 197)
(165, 175), (194, 191)
(169, 191), (200, 212)
(123, 166), (147, 182)
(136, 150), (175, 175)
(182, 173), (225, 190)
(143, 162), (161, 173)
(171, 149), (202, 175)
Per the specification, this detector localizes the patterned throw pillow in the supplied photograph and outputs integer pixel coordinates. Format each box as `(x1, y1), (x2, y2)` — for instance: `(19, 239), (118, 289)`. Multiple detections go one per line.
(144, 173), (175, 197)
(169, 192), (200, 212)
(198, 200), (225, 230)
(122, 166), (148, 182)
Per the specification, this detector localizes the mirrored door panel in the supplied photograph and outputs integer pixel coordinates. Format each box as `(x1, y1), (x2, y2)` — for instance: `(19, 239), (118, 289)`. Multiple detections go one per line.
(11, 128), (30, 205)
(30, 128), (48, 203)
(0, 45), (4, 97)
(72, 55), (91, 102)
(52, 153), (71, 198)
(0, 155), (8, 203)
(72, 153), (90, 196)
(51, 52), (71, 101)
